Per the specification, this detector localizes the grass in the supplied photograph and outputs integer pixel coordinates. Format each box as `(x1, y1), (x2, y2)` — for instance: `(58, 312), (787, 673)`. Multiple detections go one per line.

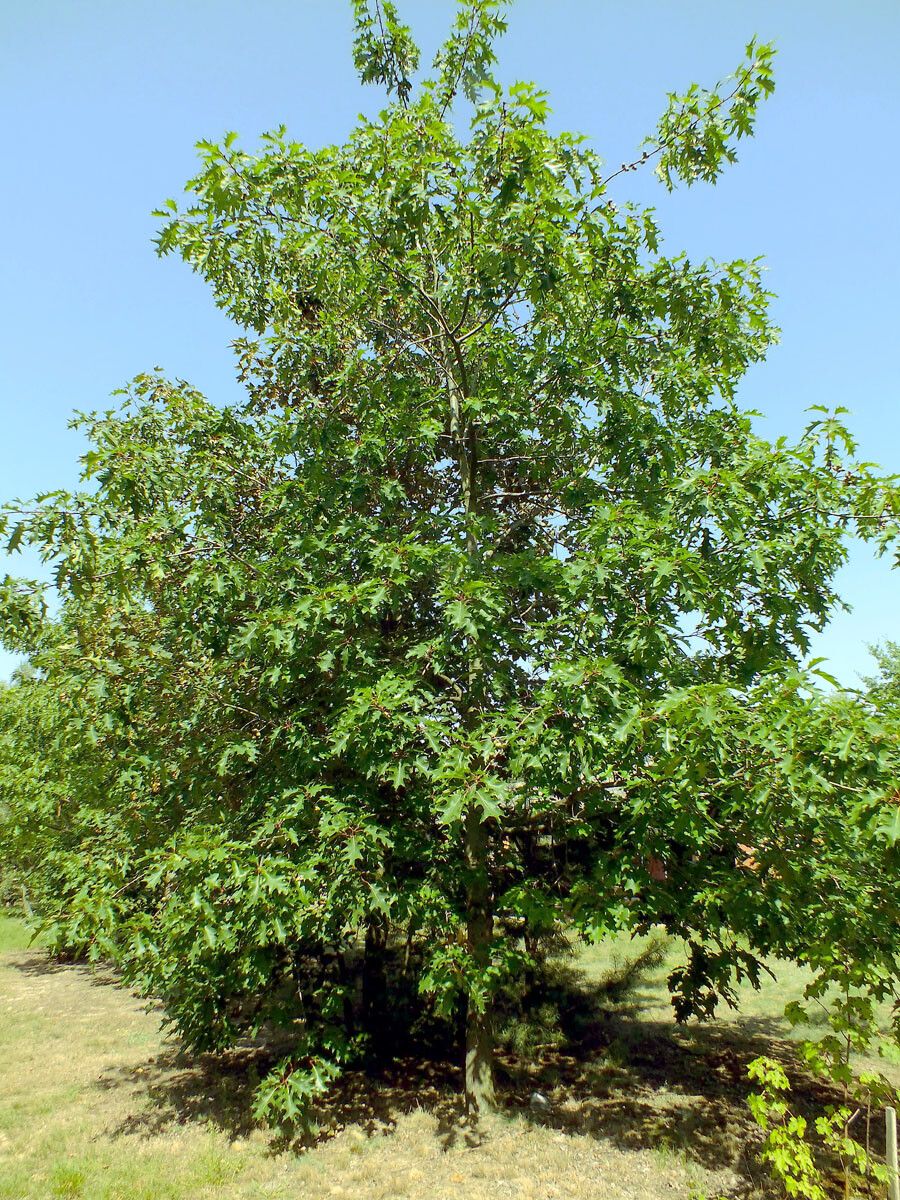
(0, 915), (895, 1200)
(0, 912), (44, 953)
(577, 933), (900, 1078)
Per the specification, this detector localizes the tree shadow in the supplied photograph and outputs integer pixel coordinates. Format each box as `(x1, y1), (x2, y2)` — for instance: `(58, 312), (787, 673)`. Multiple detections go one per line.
(11, 949), (136, 994)
(488, 942), (867, 1195)
(84, 943), (781, 1181)
(100, 1041), (469, 1151)
(99, 1045), (263, 1140)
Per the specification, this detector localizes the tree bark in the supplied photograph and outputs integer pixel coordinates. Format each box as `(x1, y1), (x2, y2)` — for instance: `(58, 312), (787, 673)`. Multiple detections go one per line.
(464, 804), (496, 1114)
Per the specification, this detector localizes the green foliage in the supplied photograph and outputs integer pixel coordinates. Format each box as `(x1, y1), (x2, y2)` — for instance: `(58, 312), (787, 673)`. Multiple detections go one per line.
(864, 640), (900, 719)
(352, 0), (420, 103)
(426, 0), (509, 112)
(651, 40), (776, 190)
(748, 1046), (894, 1200)
(250, 1045), (342, 1132)
(3, 0), (900, 1129)
(747, 1057), (827, 1200)
(749, 924), (899, 1199)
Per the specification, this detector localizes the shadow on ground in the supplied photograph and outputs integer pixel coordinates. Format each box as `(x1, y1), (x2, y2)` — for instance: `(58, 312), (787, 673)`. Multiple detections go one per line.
(99, 1046), (470, 1148)
(12, 950), (130, 991)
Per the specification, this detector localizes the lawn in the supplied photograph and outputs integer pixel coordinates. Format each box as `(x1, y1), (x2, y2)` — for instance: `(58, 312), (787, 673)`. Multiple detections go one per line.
(0, 915), (895, 1200)
(577, 933), (900, 1078)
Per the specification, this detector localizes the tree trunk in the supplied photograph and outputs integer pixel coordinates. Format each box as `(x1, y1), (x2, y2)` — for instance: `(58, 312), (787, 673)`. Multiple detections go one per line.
(362, 916), (389, 1053)
(442, 314), (496, 1113)
(334, 948), (356, 1036)
(464, 804), (496, 1114)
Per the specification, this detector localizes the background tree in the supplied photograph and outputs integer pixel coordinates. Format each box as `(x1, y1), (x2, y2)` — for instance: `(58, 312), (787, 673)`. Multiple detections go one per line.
(2, 0), (899, 1124)
(864, 641), (900, 721)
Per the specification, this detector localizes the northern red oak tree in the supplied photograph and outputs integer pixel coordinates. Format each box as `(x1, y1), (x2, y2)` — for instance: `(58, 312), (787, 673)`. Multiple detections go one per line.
(2, 0), (899, 1123)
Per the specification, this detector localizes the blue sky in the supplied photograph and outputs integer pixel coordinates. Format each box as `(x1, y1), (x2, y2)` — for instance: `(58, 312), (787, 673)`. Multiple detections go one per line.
(1, 0), (898, 685)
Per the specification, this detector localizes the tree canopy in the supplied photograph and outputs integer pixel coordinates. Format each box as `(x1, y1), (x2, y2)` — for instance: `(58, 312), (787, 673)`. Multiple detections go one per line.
(2, 0), (899, 1125)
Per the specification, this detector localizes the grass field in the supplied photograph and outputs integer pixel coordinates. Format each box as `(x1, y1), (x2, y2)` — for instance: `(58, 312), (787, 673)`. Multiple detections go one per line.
(0, 914), (896, 1200)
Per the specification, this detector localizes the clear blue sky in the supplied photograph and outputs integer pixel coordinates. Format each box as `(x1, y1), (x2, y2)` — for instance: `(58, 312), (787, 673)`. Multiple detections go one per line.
(1, 0), (898, 685)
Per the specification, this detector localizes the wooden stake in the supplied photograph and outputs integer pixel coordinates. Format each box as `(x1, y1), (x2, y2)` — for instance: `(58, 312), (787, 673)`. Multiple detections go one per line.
(887, 1106), (899, 1200)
